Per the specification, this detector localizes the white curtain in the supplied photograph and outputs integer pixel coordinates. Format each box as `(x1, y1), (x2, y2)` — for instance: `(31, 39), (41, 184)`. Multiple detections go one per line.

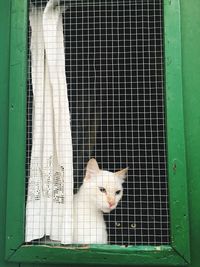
(25, 0), (73, 244)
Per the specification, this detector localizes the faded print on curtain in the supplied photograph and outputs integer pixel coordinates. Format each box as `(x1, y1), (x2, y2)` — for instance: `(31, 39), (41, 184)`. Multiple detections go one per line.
(25, 0), (73, 244)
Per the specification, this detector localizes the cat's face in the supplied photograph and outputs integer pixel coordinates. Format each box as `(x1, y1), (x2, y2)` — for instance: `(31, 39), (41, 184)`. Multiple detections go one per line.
(83, 158), (128, 213)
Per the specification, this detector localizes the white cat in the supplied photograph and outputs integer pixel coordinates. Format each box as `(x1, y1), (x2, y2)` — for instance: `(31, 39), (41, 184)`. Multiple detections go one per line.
(73, 158), (128, 244)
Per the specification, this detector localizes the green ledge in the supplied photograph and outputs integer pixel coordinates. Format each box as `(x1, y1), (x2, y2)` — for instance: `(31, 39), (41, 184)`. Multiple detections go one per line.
(8, 245), (188, 266)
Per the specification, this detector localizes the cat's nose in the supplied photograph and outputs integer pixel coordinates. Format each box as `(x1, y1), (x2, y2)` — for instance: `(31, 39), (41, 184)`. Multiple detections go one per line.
(108, 200), (115, 208)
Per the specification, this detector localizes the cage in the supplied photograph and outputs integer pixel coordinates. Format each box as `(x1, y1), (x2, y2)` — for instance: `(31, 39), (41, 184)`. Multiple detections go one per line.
(5, 0), (190, 265)
(26, 0), (169, 246)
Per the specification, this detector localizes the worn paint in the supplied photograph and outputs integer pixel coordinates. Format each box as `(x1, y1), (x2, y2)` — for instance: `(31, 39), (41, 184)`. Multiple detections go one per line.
(181, 1), (200, 267)
(5, 0), (27, 258)
(164, 0), (190, 262)
(0, 0), (19, 267)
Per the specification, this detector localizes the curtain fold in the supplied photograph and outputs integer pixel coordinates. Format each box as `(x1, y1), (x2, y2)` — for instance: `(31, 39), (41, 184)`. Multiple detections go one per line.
(25, 0), (73, 244)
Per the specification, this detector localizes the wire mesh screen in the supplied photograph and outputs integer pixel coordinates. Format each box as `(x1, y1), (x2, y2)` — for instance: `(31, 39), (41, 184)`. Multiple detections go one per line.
(26, 0), (169, 246)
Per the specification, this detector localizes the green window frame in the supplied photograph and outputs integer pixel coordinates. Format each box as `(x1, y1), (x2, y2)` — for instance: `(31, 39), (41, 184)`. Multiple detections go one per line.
(5, 0), (190, 265)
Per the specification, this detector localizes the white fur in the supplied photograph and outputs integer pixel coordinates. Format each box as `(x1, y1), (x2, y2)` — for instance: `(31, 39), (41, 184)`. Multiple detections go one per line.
(73, 159), (128, 244)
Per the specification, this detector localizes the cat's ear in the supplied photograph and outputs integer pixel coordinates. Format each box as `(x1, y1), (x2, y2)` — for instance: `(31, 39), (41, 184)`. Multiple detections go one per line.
(115, 167), (128, 183)
(85, 158), (100, 180)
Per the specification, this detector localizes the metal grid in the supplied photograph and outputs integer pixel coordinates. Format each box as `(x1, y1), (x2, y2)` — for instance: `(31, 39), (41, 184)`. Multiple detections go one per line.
(26, 0), (169, 246)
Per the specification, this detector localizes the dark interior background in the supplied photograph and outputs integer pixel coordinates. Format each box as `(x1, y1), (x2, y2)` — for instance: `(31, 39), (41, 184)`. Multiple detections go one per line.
(27, 0), (169, 245)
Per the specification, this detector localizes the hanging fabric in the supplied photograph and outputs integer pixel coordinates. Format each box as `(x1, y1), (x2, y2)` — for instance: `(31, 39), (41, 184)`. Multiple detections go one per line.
(25, 0), (73, 244)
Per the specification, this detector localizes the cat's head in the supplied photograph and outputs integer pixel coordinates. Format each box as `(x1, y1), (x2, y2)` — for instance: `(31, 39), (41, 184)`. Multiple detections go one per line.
(83, 158), (128, 213)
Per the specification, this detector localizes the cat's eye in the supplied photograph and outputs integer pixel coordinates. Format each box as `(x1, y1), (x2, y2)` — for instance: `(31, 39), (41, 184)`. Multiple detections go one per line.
(115, 190), (121, 195)
(99, 187), (106, 193)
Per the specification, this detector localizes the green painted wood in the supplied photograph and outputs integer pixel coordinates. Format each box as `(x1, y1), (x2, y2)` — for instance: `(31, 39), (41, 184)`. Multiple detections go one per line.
(180, 1), (200, 267)
(164, 0), (190, 263)
(9, 245), (187, 266)
(0, 0), (19, 266)
(5, 0), (28, 259)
